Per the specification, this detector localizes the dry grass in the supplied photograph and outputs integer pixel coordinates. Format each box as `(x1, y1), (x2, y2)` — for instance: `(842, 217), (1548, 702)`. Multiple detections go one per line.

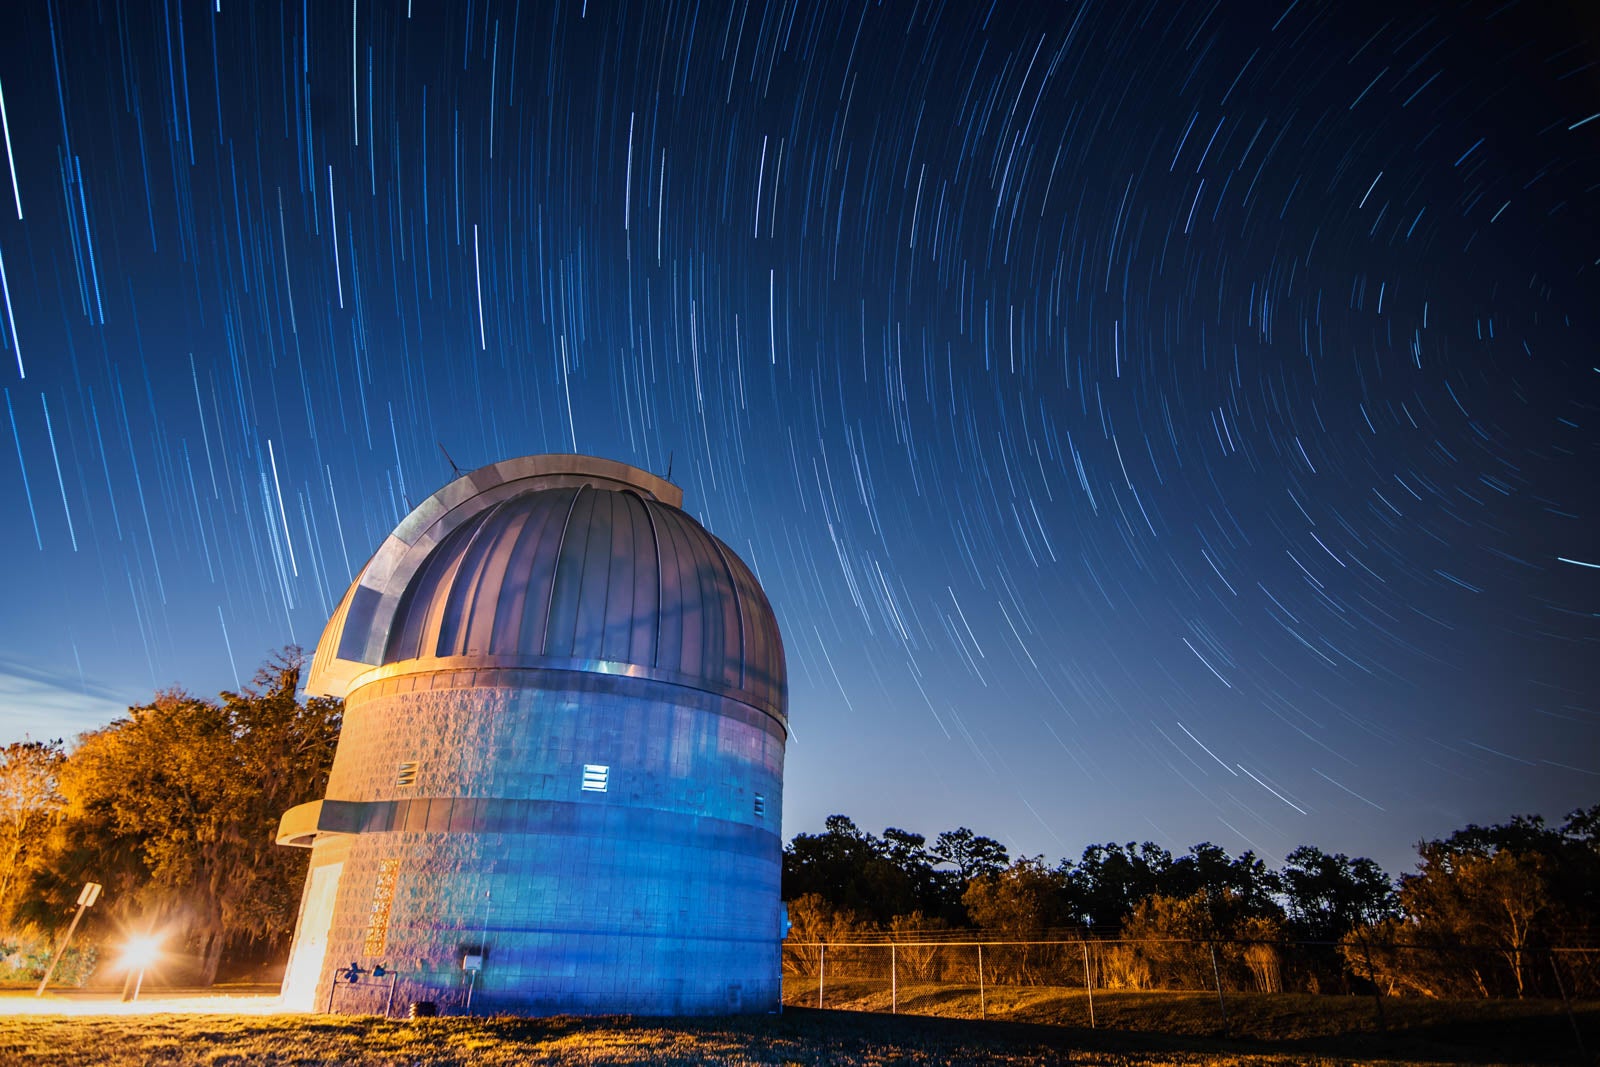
(2, 1012), (1194, 1067)
(791, 980), (1598, 1064)
(2, 998), (1594, 1067)
(802, 977), (1594, 1034)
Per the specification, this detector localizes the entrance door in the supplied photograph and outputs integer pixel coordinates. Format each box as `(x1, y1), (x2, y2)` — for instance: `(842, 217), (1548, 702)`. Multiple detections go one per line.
(279, 861), (343, 1010)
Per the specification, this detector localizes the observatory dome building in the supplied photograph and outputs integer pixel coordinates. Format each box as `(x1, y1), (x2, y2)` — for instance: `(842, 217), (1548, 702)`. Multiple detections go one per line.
(276, 455), (787, 1016)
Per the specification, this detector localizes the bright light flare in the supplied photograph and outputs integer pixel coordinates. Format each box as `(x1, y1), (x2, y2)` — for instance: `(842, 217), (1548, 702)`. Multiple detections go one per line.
(117, 934), (164, 971)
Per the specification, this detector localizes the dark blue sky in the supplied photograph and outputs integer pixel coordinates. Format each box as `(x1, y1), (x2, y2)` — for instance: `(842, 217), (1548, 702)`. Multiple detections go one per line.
(0, 0), (1594, 880)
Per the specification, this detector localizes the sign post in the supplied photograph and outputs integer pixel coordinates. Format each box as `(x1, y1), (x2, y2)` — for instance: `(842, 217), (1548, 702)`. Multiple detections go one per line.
(1081, 940), (1095, 1028)
(463, 953), (484, 1015)
(35, 882), (102, 996)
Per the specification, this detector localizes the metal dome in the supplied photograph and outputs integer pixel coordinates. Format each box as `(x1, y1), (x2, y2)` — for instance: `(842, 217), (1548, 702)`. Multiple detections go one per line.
(308, 455), (786, 726)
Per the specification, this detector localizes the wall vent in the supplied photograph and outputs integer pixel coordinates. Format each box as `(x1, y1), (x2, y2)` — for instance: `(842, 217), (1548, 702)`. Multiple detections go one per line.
(753, 793), (766, 818)
(397, 761), (419, 788)
(581, 764), (609, 792)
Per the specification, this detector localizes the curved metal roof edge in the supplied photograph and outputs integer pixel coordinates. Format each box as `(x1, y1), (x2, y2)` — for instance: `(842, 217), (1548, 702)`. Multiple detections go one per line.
(308, 455), (682, 697)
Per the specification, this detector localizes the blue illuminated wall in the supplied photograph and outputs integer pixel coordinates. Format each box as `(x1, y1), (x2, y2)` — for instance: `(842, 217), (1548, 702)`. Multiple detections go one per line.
(300, 667), (785, 1015)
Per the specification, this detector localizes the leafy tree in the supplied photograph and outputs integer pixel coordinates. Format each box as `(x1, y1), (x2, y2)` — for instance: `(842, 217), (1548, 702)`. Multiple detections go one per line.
(784, 817), (1000, 923)
(0, 739), (66, 913)
(1276, 844), (1396, 992)
(929, 827), (1010, 884)
(783, 816), (899, 919)
(214, 660), (343, 945)
(962, 856), (1066, 936)
(1121, 889), (1285, 992)
(1066, 841), (1173, 929)
(1279, 845), (1395, 942)
(1342, 809), (1599, 998)
(1428, 807), (1600, 936)
(782, 892), (872, 977)
(1555, 805), (1600, 930)
(1165, 842), (1282, 920)
(880, 827), (943, 914)
(18, 650), (340, 985)
(962, 856), (1068, 983)
(1396, 846), (1551, 997)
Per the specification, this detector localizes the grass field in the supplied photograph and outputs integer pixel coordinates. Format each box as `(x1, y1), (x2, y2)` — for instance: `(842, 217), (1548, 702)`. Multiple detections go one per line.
(789, 980), (1599, 1064)
(4, 990), (1596, 1067)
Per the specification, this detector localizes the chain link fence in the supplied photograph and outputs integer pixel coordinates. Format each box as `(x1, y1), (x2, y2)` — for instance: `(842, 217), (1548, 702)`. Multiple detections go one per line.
(782, 935), (1600, 1023)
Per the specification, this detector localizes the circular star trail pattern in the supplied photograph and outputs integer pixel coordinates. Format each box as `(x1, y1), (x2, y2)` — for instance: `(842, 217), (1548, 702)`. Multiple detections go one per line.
(0, 1), (1594, 876)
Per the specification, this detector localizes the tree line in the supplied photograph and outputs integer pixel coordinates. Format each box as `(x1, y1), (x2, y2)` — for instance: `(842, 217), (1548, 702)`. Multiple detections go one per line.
(2, 654), (1593, 999)
(782, 809), (1600, 997)
(1, 650), (339, 985)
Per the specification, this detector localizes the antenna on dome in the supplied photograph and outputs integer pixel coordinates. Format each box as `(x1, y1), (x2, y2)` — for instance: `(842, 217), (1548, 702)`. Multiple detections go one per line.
(438, 442), (465, 478)
(665, 450), (674, 483)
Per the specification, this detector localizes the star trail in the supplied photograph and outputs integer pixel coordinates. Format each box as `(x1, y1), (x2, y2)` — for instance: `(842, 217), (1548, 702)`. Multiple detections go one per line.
(0, 0), (1594, 877)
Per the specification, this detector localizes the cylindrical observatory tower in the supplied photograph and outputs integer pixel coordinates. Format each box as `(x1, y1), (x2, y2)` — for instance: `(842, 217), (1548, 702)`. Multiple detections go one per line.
(276, 455), (787, 1015)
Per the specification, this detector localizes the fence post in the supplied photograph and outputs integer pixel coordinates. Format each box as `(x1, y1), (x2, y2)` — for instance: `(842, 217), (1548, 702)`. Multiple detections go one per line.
(1208, 942), (1228, 1035)
(1549, 951), (1589, 1063)
(818, 943), (825, 1009)
(1081, 940), (1095, 1029)
(891, 943), (897, 1014)
(978, 943), (985, 1020)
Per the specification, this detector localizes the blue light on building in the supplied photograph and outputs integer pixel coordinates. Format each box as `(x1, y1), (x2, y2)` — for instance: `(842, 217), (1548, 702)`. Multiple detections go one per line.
(276, 455), (788, 1016)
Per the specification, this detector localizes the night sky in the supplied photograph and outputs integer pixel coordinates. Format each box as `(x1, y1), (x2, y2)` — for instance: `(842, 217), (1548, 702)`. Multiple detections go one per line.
(0, 0), (1595, 880)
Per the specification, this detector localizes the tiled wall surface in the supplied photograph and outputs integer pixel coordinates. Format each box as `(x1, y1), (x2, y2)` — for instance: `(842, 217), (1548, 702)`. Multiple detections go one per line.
(294, 668), (785, 1015)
